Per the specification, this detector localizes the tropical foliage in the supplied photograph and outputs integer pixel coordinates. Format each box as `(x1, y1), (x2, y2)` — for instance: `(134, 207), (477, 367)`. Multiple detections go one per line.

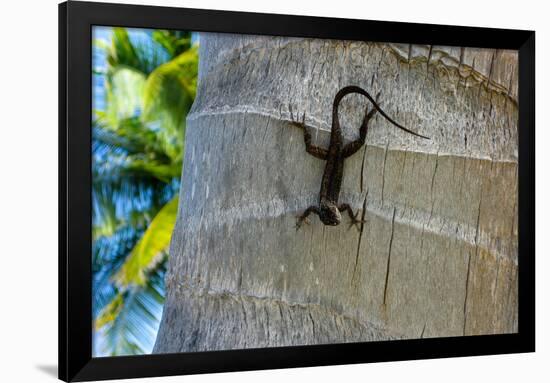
(92, 27), (198, 356)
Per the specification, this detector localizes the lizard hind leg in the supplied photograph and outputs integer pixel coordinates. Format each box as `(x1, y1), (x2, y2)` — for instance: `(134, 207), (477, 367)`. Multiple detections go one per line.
(296, 206), (321, 231)
(338, 203), (364, 231)
(342, 92), (381, 158)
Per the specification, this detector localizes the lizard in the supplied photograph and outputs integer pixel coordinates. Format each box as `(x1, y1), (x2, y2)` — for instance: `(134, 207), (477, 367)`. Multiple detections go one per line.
(290, 85), (429, 230)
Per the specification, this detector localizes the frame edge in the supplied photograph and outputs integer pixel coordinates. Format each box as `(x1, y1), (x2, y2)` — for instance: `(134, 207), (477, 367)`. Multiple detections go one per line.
(59, 2), (68, 381)
(61, 1), (95, 381)
(517, 30), (535, 352)
(59, 2), (536, 381)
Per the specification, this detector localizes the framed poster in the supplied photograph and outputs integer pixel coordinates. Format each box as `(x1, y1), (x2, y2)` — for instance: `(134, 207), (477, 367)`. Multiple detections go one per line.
(59, 1), (535, 381)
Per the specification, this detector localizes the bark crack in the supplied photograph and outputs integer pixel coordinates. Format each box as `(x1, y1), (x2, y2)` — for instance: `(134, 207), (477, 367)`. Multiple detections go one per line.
(383, 207), (397, 306)
(475, 191), (483, 244)
(420, 323), (427, 338)
(360, 145), (368, 193)
(381, 141), (390, 202)
(426, 45), (433, 75)
(264, 305), (271, 342)
(463, 252), (472, 336)
(237, 262), (243, 290)
(308, 312), (316, 339)
(352, 193), (369, 282)
(430, 151), (439, 202)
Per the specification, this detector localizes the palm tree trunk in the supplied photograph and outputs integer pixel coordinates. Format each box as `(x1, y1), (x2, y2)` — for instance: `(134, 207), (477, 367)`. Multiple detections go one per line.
(153, 33), (518, 353)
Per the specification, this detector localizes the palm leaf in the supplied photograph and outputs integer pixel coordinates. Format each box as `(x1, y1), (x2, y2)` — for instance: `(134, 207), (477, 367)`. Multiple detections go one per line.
(94, 266), (165, 356)
(106, 28), (169, 76)
(142, 46), (198, 132)
(93, 148), (179, 183)
(92, 27), (197, 357)
(114, 195), (179, 287)
(103, 67), (146, 126)
(95, 293), (124, 329)
(91, 177), (176, 240)
(93, 117), (163, 154)
(152, 30), (192, 58)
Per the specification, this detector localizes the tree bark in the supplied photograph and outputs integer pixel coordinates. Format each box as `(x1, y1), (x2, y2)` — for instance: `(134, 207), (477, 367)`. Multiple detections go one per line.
(153, 33), (518, 353)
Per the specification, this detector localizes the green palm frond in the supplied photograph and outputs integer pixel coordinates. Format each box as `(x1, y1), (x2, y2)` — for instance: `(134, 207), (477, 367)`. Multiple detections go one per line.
(92, 177), (175, 240)
(93, 120), (150, 155)
(96, 293), (124, 329)
(94, 195), (179, 355)
(125, 158), (182, 183)
(93, 118), (181, 183)
(93, 147), (179, 183)
(152, 30), (192, 58)
(103, 67), (146, 126)
(92, 225), (142, 322)
(142, 46), (198, 132)
(92, 26), (198, 357)
(92, 187), (120, 238)
(106, 28), (169, 76)
(114, 195), (179, 287)
(93, 37), (110, 52)
(94, 117), (174, 162)
(95, 266), (165, 356)
(108, 28), (141, 71)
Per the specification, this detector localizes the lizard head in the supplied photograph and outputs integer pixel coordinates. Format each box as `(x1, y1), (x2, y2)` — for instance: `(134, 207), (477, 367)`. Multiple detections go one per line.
(319, 203), (341, 226)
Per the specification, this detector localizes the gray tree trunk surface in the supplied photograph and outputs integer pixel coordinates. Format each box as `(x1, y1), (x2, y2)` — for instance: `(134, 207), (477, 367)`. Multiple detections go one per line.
(153, 33), (518, 353)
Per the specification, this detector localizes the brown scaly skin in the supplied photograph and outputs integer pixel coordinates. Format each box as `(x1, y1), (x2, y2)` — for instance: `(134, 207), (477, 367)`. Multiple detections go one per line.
(290, 85), (429, 230)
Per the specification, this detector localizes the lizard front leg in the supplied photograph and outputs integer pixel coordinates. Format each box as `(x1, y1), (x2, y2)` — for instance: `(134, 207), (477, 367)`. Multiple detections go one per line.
(289, 105), (328, 160)
(338, 203), (364, 230)
(296, 206), (321, 230)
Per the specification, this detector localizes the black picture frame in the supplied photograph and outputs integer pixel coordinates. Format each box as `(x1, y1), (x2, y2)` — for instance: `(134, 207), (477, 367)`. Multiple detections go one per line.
(59, 1), (535, 381)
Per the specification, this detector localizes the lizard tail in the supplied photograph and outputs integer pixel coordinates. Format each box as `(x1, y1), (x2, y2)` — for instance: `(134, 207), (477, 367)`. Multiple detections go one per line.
(332, 85), (430, 140)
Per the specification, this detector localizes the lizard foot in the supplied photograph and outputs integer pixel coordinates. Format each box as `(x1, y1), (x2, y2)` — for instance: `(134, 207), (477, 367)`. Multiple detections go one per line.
(295, 215), (311, 231)
(338, 204), (364, 231)
(289, 104), (307, 130)
(348, 213), (365, 231)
